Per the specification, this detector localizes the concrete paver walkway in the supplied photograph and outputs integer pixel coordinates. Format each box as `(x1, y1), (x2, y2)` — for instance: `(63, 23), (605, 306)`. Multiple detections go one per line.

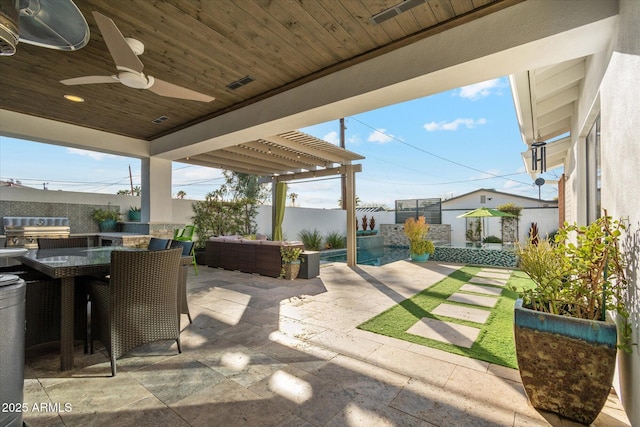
(21, 261), (630, 426)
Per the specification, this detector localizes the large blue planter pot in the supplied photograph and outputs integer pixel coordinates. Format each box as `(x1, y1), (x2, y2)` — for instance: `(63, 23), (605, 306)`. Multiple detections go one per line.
(514, 299), (617, 424)
(410, 252), (430, 262)
(99, 219), (117, 232)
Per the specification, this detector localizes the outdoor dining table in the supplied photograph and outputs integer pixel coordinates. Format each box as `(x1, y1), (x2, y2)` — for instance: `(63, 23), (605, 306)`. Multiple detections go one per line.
(16, 246), (190, 371)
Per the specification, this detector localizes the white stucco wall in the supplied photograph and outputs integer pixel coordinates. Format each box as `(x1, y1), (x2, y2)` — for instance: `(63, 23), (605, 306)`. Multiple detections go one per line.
(559, 0), (640, 422)
(599, 0), (640, 420)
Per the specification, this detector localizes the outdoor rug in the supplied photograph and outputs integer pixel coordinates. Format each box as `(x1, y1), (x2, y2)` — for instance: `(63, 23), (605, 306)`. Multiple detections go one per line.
(357, 266), (534, 369)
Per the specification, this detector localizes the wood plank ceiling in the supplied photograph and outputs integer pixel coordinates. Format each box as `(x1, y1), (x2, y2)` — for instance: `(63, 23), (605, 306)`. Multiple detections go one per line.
(1, 0), (520, 146)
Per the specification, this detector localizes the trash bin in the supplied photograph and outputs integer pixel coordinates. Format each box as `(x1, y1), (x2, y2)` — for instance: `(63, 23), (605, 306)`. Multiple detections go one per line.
(0, 274), (26, 427)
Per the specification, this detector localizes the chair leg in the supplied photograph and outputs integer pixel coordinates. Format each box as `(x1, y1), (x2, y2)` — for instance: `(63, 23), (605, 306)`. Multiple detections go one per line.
(191, 247), (198, 276)
(111, 357), (117, 377)
(176, 337), (182, 354)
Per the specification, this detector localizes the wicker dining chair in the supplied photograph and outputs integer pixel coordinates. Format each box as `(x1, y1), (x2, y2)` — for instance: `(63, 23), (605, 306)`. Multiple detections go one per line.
(36, 236), (91, 351)
(37, 236), (89, 249)
(169, 240), (195, 324)
(89, 247), (183, 376)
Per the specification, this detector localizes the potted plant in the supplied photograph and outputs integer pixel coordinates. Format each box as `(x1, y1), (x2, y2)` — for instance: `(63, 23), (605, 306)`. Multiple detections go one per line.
(280, 246), (303, 280)
(92, 206), (121, 232)
(128, 206), (141, 222)
(513, 211), (630, 424)
(403, 216), (435, 262)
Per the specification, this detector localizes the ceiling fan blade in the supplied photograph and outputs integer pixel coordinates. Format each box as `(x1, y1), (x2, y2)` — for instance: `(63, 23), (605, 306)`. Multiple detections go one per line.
(148, 78), (215, 102)
(92, 11), (143, 73)
(60, 75), (119, 85)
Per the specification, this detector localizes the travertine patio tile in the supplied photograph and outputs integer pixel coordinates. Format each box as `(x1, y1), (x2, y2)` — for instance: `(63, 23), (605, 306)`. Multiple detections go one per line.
(460, 283), (504, 296)
(248, 365), (357, 425)
(365, 345), (456, 388)
(307, 329), (382, 360)
(468, 276), (508, 286)
(406, 343), (490, 373)
(448, 292), (498, 308)
(432, 303), (491, 324)
(21, 263), (631, 427)
(444, 365), (537, 418)
(173, 378), (309, 427)
(477, 268), (511, 279)
(311, 354), (410, 405)
(407, 317), (480, 348)
(391, 378), (517, 426)
(326, 394), (436, 427)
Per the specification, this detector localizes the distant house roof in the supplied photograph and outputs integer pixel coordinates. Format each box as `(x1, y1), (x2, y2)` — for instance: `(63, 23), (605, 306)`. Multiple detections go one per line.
(442, 188), (557, 206)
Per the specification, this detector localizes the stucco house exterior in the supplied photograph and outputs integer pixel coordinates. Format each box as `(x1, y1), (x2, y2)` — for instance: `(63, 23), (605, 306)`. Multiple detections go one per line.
(442, 188), (558, 247)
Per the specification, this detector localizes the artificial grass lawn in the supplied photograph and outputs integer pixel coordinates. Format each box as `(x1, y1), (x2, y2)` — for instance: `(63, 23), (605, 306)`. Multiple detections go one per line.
(357, 266), (536, 369)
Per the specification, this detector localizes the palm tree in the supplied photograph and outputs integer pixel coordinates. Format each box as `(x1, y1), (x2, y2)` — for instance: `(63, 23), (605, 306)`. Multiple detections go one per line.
(289, 192), (298, 206)
(176, 190), (187, 199)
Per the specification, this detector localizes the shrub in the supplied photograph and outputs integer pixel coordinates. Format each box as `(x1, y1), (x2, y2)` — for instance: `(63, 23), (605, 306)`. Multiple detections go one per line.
(325, 231), (346, 249)
(483, 235), (502, 243)
(298, 228), (323, 251)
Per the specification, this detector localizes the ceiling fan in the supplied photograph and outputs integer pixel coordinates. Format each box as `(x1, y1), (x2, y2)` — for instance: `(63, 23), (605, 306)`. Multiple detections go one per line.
(0, 0), (90, 55)
(60, 11), (215, 102)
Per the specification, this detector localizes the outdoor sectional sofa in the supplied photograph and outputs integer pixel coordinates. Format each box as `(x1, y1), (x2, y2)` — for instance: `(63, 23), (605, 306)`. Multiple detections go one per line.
(205, 236), (304, 278)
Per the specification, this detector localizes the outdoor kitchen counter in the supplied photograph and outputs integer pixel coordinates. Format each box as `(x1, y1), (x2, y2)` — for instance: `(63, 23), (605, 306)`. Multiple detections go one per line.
(97, 233), (151, 247)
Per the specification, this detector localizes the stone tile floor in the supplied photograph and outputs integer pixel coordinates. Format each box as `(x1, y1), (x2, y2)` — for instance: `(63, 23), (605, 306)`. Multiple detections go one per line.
(22, 261), (631, 426)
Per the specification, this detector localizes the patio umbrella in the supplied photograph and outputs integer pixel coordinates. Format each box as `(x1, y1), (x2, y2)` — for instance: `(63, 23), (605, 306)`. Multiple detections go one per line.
(457, 207), (516, 243)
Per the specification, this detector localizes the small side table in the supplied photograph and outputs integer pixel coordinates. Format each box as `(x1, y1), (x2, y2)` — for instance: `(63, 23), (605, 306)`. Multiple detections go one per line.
(299, 251), (320, 279)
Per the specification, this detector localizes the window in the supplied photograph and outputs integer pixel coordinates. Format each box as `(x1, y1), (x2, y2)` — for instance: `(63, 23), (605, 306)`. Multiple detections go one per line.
(586, 116), (601, 223)
(480, 195), (486, 204)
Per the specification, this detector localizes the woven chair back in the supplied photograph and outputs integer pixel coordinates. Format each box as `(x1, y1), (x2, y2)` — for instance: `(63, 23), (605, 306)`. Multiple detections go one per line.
(38, 237), (88, 249)
(99, 247), (182, 371)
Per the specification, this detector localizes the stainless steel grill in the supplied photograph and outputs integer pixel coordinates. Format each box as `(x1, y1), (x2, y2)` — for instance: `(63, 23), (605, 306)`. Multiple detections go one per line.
(3, 217), (70, 249)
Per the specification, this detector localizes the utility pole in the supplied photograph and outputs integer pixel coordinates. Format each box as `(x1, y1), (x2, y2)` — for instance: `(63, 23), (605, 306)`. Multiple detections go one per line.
(129, 165), (134, 195)
(340, 118), (346, 210)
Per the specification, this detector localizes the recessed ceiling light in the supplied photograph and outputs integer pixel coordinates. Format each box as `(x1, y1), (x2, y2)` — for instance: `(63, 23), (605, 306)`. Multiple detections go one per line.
(64, 94), (84, 102)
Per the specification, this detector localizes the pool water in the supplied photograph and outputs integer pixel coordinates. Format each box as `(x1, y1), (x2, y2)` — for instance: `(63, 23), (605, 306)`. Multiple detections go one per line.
(320, 246), (410, 266)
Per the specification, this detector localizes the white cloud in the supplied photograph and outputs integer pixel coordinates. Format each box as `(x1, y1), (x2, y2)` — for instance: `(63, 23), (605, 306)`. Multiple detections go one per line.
(323, 131), (339, 145)
(423, 118), (487, 131)
(458, 79), (502, 100)
(66, 147), (116, 161)
(367, 129), (396, 144)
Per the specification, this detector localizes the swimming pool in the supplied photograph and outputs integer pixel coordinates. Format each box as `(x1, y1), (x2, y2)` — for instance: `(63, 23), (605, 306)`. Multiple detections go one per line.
(320, 246), (410, 266)
(320, 244), (518, 267)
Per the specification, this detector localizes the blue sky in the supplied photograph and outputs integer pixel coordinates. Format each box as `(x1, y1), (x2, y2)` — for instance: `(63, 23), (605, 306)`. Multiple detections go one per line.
(0, 77), (561, 208)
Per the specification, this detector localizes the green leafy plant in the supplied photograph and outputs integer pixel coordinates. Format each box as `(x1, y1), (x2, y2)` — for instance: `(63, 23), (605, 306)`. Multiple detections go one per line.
(483, 235), (502, 244)
(299, 228), (323, 251)
(325, 231), (346, 249)
(129, 206), (141, 212)
(280, 246), (304, 278)
(403, 216), (434, 256)
(410, 239), (435, 256)
(516, 211), (631, 351)
(280, 246), (303, 263)
(91, 206), (121, 223)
